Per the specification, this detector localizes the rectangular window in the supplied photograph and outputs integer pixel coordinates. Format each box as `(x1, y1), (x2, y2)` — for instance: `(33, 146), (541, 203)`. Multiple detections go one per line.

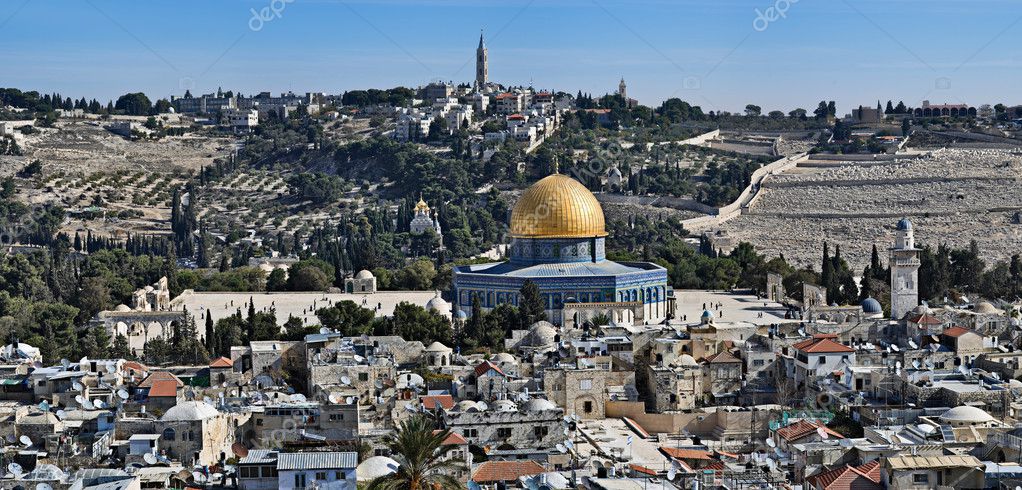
(580, 379), (593, 390)
(913, 473), (928, 484)
(358, 373), (369, 382)
(534, 426), (548, 438)
(584, 401), (593, 413)
(261, 466), (275, 478)
(753, 359), (765, 367)
(315, 472), (327, 480)
(295, 473), (306, 488)
(335, 471), (345, 480)
(497, 427), (512, 438)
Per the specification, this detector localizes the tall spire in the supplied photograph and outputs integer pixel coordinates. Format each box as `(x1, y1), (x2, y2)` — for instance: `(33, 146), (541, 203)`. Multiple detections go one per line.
(475, 28), (489, 89)
(478, 29), (485, 49)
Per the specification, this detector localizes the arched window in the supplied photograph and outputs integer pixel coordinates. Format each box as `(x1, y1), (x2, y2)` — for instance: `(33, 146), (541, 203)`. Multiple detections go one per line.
(163, 428), (176, 441)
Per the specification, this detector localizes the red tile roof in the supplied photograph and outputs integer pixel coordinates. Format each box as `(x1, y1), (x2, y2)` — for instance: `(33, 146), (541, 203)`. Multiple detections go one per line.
(806, 460), (882, 489)
(775, 419), (844, 442)
(209, 357), (233, 368)
(147, 379), (179, 398)
(421, 394), (455, 411)
(660, 447), (714, 460)
(474, 360), (506, 378)
(472, 460), (545, 483)
(909, 313), (942, 325)
(495, 93), (517, 100)
(943, 326), (973, 338)
(433, 430), (468, 445)
(138, 371), (183, 388)
(792, 337), (854, 354)
(704, 351), (741, 364)
(629, 464), (657, 476)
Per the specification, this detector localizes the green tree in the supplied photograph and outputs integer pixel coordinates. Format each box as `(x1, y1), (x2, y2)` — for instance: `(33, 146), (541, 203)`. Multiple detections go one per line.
(367, 415), (465, 490)
(518, 280), (545, 326)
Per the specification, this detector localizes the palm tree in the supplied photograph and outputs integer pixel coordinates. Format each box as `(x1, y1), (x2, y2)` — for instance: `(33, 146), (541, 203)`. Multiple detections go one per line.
(367, 415), (466, 490)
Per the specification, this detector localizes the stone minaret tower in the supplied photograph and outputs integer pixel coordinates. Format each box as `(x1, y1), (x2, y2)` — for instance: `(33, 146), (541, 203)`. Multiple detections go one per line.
(890, 218), (920, 320)
(475, 30), (488, 90)
(618, 77), (627, 99)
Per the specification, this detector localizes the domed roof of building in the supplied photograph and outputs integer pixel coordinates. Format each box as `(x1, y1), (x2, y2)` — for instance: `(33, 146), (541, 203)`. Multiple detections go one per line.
(608, 166), (622, 178)
(425, 341), (451, 352)
(355, 269), (374, 280)
(454, 309), (468, 320)
(701, 310), (714, 319)
(426, 293), (450, 312)
(25, 463), (64, 481)
(527, 321), (558, 346)
(523, 398), (558, 412)
(939, 405), (993, 423)
(897, 218), (912, 231)
(454, 400), (482, 412)
(974, 301), (1001, 314)
(674, 354), (698, 367)
(492, 352), (518, 364)
(492, 399), (518, 412)
(161, 401), (220, 421)
(912, 304), (932, 315)
(356, 456), (399, 481)
(861, 297), (882, 314)
(510, 173), (607, 239)
(414, 195), (430, 213)
(1010, 379), (1022, 389)
(115, 304), (132, 312)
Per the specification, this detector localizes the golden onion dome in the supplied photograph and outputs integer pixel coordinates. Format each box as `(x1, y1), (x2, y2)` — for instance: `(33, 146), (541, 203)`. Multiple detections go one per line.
(510, 173), (607, 238)
(414, 194), (430, 213)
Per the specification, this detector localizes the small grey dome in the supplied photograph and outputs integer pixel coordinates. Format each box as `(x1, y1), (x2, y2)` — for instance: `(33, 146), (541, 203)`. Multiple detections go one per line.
(862, 297), (882, 314)
(897, 218), (912, 231)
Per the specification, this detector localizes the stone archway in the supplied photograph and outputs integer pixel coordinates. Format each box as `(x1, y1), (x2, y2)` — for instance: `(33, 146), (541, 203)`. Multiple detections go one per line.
(574, 394), (600, 419)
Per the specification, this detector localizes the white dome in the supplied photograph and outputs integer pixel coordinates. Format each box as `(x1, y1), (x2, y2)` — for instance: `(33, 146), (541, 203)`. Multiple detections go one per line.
(974, 301), (1000, 314)
(523, 398), (558, 412)
(939, 406), (994, 423)
(355, 269), (374, 280)
(115, 304), (132, 312)
(161, 401), (220, 421)
(674, 354), (698, 367)
(426, 294), (450, 312)
(25, 463), (64, 481)
(1009, 379), (1022, 389)
(492, 353), (518, 364)
(528, 321), (557, 346)
(454, 400), (481, 412)
(425, 341), (451, 352)
(492, 399), (518, 412)
(356, 456), (399, 481)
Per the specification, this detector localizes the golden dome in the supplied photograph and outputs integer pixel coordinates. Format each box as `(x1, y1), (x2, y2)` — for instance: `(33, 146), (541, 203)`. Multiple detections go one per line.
(510, 174), (607, 238)
(414, 194), (430, 213)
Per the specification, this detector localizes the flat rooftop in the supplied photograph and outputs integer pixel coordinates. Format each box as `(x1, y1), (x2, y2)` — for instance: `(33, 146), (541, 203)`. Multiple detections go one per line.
(171, 290), (438, 328)
(575, 418), (671, 472)
(675, 290), (788, 326)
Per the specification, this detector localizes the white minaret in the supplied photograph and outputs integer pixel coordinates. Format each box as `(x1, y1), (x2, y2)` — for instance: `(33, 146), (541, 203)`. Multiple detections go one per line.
(890, 218), (920, 320)
(475, 30), (488, 90)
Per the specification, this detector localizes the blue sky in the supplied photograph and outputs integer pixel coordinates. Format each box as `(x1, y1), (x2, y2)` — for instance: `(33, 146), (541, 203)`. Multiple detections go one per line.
(1, 0), (1019, 113)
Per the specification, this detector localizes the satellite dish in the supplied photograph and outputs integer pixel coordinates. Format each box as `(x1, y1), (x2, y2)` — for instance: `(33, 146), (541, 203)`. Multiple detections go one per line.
(327, 394), (339, 404)
(838, 438), (854, 447)
(56, 410), (66, 420)
(20, 435), (33, 447)
(118, 389), (129, 400)
(340, 376), (351, 386)
(668, 466), (678, 480)
(75, 394), (85, 405)
(143, 452), (157, 465)
(82, 399), (95, 410)
(106, 362), (117, 373)
(203, 396), (213, 404)
(891, 344), (900, 352)
(817, 426), (829, 439)
(345, 397), (355, 405)
(319, 327), (331, 335)
(765, 438), (776, 448)
(72, 381), (83, 391)
(94, 400), (106, 409)
(556, 443), (567, 453)
(374, 380), (384, 389)
(908, 339), (918, 349)
(912, 360), (921, 369)
(232, 442), (249, 458)
(38, 401), (49, 412)
(293, 394), (306, 402)
(958, 365), (970, 375)
(404, 403), (415, 412)
(36, 483), (53, 490)
(564, 440), (574, 450)
(60, 359), (70, 370)
(774, 447), (784, 457)
(80, 356), (88, 364)
(476, 401), (488, 411)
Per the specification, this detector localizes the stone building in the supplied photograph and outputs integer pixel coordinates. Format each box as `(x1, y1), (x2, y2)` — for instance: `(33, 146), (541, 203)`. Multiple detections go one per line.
(890, 218), (920, 320)
(543, 360), (633, 420)
(158, 401), (236, 467)
(441, 398), (566, 451)
(702, 351), (743, 404)
(344, 270), (377, 294)
(646, 353), (702, 412)
(244, 400), (359, 447)
(409, 196), (442, 238)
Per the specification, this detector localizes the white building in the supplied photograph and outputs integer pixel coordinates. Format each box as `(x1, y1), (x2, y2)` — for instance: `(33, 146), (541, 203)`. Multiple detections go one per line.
(394, 109), (431, 142)
(890, 218), (920, 320)
(227, 109), (259, 131)
(495, 92), (523, 115)
(409, 197), (442, 237)
(792, 334), (855, 386)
